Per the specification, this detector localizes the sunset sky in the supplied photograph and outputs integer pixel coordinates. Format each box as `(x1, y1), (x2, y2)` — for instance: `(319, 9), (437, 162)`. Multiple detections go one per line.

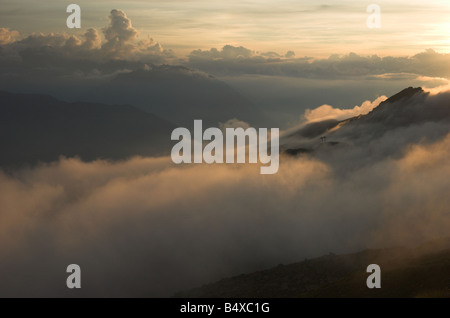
(2, 0), (450, 56)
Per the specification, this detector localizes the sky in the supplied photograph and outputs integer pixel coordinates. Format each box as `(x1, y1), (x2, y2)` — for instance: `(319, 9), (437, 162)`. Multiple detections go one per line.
(2, 0), (450, 57)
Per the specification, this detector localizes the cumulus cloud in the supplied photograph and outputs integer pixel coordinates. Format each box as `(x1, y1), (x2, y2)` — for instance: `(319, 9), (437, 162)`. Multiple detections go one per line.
(0, 9), (177, 103)
(303, 95), (387, 122)
(104, 10), (138, 42)
(0, 9), (168, 63)
(82, 28), (101, 50)
(137, 35), (164, 55)
(101, 9), (138, 58)
(190, 45), (298, 62)
(285, 50), (295, 58)
(8, 28), (102, 58)
(188, 45), (307, 76)
(0, 27), (19, 45)
(188, 46), (450, 80)
(2, 12), (450, 129)
(190, 45), (256, 60)
(219, 118), (251, 130)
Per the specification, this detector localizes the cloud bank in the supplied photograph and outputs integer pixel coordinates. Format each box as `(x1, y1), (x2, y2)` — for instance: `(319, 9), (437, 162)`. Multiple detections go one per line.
(4, 11), (450, 83)
(0, 9), (169, 63)
(0, 129), (449, 296)
(303, 95), (387, 122)
(2, 9), (450, 129)
(0, 27), (19, 45)
(282, 88), (450, 173)
(189, 47), (450, 80)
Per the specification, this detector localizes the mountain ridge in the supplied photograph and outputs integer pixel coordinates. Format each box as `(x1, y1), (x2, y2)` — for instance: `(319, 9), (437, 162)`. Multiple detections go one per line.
(82, 65), (270, 127)
(175, 237), (450, 298)
(282, 86), (450, 158)
(0, 90), (176, 167)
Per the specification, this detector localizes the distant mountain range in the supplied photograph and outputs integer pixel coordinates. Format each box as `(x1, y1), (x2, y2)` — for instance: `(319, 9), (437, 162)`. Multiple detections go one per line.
(0, 90), (175, 167)
(175, 237), (450, 298)
(82, 66), (268, 127)
(0, 64), (269, 128)
(2, 86), (449, 168)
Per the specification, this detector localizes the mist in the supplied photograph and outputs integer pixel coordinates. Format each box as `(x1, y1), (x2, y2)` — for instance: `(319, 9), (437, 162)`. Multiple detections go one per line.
(1, 131), (449, 297)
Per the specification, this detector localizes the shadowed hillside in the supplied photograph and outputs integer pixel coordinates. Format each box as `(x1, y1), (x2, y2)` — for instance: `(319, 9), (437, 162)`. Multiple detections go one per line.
(175, 238), (450, 298)
(82, 66), (269, 127)
(281, 87), (450, 172)
(0, 90), (175, 167)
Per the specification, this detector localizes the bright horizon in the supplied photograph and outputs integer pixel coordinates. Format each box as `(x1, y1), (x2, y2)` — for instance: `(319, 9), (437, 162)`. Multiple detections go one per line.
(2, 0), (450, 57)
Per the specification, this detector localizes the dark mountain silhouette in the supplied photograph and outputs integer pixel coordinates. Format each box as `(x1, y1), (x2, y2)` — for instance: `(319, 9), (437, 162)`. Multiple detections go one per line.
(175, 237), (450, 298)
(381, 86), (424, 104)
(0, 90), (176, 167)
(340, 86), (442, 127)
(82, 65), (269, 127)
(282, 87), (450, 158)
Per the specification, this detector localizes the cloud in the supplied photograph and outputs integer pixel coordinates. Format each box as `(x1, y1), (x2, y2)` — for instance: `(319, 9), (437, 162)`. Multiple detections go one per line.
(0, 27), (19, 45)
(7, 28), (102, 59)
(104, 10), (138, 43)
(0, 9), (177, 103)
(219, 118), (251, 130)
(101, 9), (138, 58)
(191, 45), (256, 60)
(282, 88), (450, 174)
(372, 136), (450, 246)
(0, 129), (449, 297)
(82, 28), (101, 50)
(303, 95), (387, 122)
(285, 50), (295, 58)
(2, 85), (450, 297)
(0, 9), (168, 63)
(188, 45), (305, 76)
(136, 36), (164, 55)
(188, 46), (450, 80)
